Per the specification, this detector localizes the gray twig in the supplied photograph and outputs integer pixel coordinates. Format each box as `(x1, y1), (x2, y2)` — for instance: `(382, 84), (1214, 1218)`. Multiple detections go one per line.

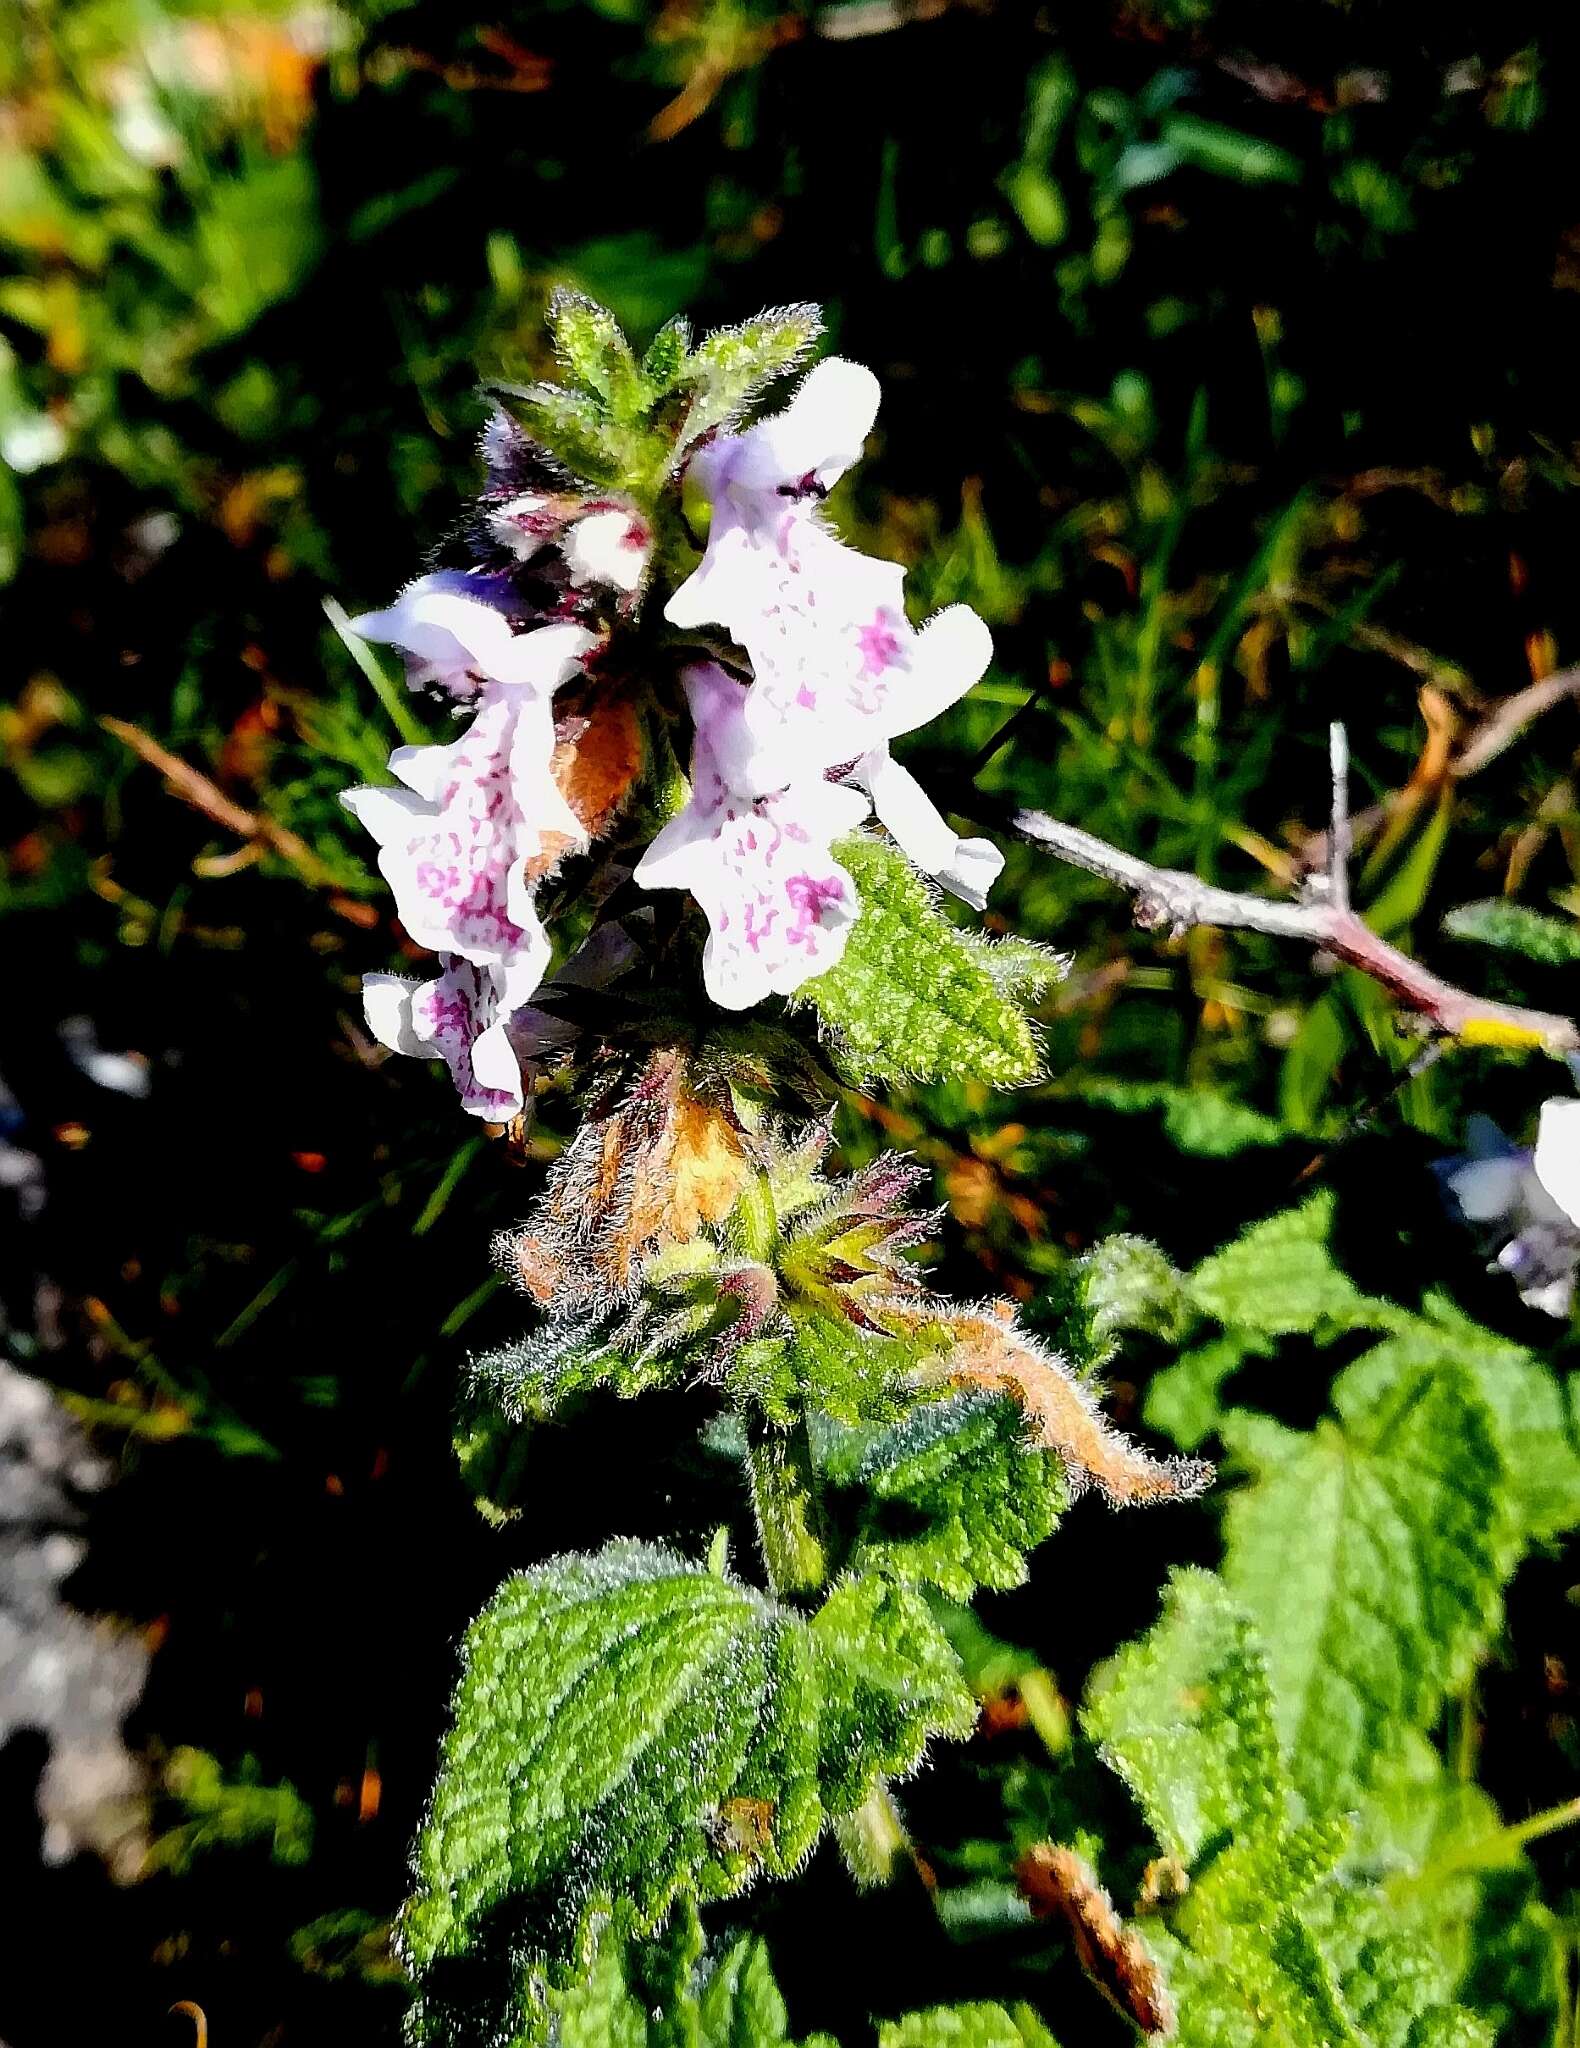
(1014, 724), (1579, 1054)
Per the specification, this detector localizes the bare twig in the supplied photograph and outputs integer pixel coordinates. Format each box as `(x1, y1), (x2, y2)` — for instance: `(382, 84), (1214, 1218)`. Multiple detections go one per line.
(1453, 664), (1580, 781)
(102, 717), (336, 889)
(1015, 724), (1579, 1054)
(1327, 720), (1352, 913)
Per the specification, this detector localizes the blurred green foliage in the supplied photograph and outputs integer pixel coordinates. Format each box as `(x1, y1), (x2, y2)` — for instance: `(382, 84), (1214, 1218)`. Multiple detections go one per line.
(6, 1), (1580, 2044)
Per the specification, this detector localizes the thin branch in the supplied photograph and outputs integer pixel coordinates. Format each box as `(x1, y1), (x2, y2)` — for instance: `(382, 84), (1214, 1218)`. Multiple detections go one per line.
(1014, 724), (1579, 1054)
(102, 717), (337, 889)
(1453, 663), (1580, 780)
(1326, 720), (1352, 913)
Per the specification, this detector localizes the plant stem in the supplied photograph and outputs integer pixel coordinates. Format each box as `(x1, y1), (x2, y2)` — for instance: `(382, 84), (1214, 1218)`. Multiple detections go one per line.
(746, 1414), (829, 1598)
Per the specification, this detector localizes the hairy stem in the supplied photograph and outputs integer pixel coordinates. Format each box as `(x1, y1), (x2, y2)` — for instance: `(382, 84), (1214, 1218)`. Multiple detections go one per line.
(746, 1414), (830, 1598)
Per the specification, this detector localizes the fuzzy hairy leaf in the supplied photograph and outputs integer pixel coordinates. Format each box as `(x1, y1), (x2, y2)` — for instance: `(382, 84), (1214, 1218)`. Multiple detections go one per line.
(1059, 1233), (1193, 1365)
(827, 1392), (1066, 1600)
(402, 1546), (969, 2041)
(809, 1573), (975, 1810)
(1442, 897), (1580, 964)
(878, 2005), (1062, 2048)
(1221, 1365), (1511, 1814)
(679, 305), (823, 451)
(1083, 1567), (1288, 1865)
(798, 836), (1049, 1089)
(1186, 1191), (1401, 1338)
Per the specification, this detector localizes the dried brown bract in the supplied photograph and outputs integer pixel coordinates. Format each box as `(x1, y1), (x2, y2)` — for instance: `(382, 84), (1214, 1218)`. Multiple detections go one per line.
(877, 1299), (1212, 1506)
(499, 1046), (751, 1308)
(1016, 1843), (1176, 2038)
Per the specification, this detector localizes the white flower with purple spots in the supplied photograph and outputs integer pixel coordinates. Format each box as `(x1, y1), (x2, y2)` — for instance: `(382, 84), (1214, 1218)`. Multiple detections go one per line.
(363, 959), (527, 1121)
(342, 622), (593, 970)
(665, 356), (1002, 906)
(350, 570), (540, 702)
(634, 664), (869, 1010)
(342, 621), (595, 1104)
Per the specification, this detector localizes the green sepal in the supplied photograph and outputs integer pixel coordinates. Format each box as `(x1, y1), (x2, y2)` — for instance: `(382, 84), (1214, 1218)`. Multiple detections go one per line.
(677, 305), (824, 456)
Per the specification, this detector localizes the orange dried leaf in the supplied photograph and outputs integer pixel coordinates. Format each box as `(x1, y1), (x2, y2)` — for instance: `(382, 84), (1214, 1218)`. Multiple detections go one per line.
(1016, 1843), (1176, 2037)
(879, 1299), (1212, 1507)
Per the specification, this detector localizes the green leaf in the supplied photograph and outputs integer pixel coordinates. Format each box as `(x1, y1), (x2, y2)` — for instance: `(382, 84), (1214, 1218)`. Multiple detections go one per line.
(809, 1573), (975, 1811)
(699, 1936), (836, 2048)
(402, 1546), (969, 2041)
(1442, 897), (1580, 965)
(1186, 1191), (1402, 1339)
(1333, 1299), (1580, 1546)
(878, 2005), (1062, 2048)
(798, 835), (1049, 1088)
(1057, 1228), (1196, 1376)
(680, 305), (823, 451)
(1083, 1567), (1288, 1864)
(466, 1311), (664, 1419)
(1143, 1331), (1259, 1453)
(1221, 1366), (1512, 1813)
(556, 1916), (836, 2048)
(827, 1392), (1066, 1599)
(1075, 1078), (1287, 1156)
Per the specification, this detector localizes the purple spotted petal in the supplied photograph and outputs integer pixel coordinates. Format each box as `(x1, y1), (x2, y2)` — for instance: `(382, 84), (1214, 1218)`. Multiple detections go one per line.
(634, 664), (870, 1010)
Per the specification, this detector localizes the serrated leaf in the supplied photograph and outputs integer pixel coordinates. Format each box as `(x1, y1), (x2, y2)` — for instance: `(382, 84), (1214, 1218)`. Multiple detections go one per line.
(1221, 1366), (1511, 1813)
(1083, 1568), (1288, 1865)
(878, 2004), (1062, 2048)
(402, 1546), (969, 2042)
(1333, 1300), (1580, 1545)
(809, 1573), (975, 1810)
(1442, 898), (1580, 965)
(679, 305), (823, 453)
(797, 835), (1044, 1088)
(1143, 1332), (1259, 1453)
(1186, 1191), (1402, 1338)
(826, 1392), (1066, 1599)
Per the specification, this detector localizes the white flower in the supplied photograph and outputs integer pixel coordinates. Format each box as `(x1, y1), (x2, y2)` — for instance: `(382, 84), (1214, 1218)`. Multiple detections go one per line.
(665, 356), (1000, 904)
(343, 623), (592, 976)
(1440, 1106), (1580, 1318)
(634, 664), (869, 1010)
(846, 747), (1004, 911)
(363, 959), (526, 1121)
(349, 571), (543, 701)
(563, 504), (652, 593)
(1533, 1097), (1580, 1226)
